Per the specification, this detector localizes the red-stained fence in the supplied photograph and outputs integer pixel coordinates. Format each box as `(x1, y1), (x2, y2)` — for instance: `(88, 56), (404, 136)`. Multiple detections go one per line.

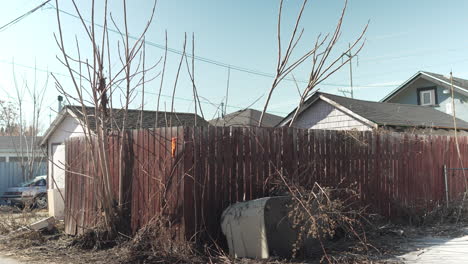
(64, 127), (468, 244)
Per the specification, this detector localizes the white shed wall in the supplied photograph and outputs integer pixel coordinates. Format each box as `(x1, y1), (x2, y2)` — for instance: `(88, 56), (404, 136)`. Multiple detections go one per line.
(293, 99), (372, 131)
(47, 115), (85, 219)
(47, 115), (85, 190)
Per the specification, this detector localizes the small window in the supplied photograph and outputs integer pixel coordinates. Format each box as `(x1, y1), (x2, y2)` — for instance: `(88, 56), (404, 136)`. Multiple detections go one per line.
(417, 88), (437, 106)
(8, 157), (23, 162)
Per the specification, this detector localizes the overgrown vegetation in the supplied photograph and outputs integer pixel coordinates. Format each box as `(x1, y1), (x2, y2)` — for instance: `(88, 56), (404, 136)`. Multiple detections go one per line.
(0, 206), (47, 235)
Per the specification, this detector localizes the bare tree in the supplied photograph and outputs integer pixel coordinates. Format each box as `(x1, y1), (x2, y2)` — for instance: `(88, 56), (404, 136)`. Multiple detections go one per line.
(259, 0), (368, 127)
(52, 0), (158, 233)
(4, 63), (49, 183)
(0, 100), (19, 135)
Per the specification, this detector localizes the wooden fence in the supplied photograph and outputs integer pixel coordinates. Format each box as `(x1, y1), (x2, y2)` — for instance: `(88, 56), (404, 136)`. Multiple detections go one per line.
(64, 127), (468, 244)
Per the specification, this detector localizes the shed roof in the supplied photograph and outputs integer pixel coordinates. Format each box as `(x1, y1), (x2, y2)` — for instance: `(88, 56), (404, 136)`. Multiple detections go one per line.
(66, 106), (208, 130)
(40, 105), (208, 145)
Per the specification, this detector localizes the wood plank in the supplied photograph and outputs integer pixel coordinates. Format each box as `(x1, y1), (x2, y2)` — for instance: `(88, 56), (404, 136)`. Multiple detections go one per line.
(237, 128), (244, 202)
(249, 128), (258, 199)
(243, 128), (251, 201)
(230, 127), (239, 203)
(214, 126), (223, 241)
(223, 127), (233, 206)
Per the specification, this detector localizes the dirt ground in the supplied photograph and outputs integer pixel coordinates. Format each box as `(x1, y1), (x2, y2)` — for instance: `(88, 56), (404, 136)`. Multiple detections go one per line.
(0, 206), (467, 264)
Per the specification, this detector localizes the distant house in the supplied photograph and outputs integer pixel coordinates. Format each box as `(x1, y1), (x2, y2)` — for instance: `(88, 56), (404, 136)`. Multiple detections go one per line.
(209, 108), (283, 127)
(0, 136), (46, 194)
(0, 136), (44, 163)
(278, 92), (468, 134)
(381, 71), (468, 121)
(40, 105), (207, 219)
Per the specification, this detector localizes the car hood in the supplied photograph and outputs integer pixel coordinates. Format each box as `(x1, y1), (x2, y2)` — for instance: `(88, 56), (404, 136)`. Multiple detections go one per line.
(4, 187), (29, 193)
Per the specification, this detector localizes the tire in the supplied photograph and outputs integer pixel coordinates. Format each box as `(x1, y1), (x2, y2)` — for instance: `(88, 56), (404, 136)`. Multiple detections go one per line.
(33, 194), (48, 209)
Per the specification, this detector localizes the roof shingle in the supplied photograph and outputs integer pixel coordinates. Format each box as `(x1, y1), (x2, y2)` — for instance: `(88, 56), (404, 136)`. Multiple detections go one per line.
(321, 93), (468, 130)
(209, 108), (283, 127)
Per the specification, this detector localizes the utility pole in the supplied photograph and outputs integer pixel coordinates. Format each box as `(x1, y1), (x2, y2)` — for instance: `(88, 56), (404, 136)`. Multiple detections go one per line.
(348, 43), (354, 99)
(339, 43), (354, 98)
(225, 66), (230, 116)
(220, 102), (225, 117)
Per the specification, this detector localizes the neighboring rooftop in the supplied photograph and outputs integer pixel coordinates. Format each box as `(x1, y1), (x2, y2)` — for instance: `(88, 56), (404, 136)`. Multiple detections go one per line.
(66, 106), (208, 129)
(281, 92), (468, 130)
(41, 105), (208, 145)
(382, 71), (468, 102)
(0, 136), (42, 150)
(209, 108), (283, 127)
(422, 71), (468, 91)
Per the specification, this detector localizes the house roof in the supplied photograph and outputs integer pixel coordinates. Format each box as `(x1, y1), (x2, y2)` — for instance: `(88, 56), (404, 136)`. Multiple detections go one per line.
(209, 108), (283, 127)
(381, 71), (468, 102)
(0, 136), (42, 150)
(40, 105), (208, 145)
(281, 92), (468, 130)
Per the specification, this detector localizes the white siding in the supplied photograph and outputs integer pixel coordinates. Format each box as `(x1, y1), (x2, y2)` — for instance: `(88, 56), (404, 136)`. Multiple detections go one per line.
(47, 116), (86, 189)
(293, 99), (371, 131)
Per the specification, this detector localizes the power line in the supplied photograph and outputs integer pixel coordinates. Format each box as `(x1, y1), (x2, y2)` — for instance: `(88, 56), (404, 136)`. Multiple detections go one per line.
(46, 3), (398, 89)
(0, 0), (51, 32)
(0, 2), (459, 89)
(0, 58), (287, 115)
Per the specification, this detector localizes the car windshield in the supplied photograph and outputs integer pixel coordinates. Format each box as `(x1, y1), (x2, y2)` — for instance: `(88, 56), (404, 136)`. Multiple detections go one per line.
(19, 178), (41, 187)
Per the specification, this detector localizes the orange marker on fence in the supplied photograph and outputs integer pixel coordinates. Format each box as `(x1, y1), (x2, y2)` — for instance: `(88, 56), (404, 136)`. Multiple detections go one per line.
(171, 137), (177, 157)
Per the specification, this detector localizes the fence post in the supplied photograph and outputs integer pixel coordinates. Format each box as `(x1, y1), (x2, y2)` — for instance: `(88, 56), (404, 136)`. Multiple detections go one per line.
(444, 164), (449, 208)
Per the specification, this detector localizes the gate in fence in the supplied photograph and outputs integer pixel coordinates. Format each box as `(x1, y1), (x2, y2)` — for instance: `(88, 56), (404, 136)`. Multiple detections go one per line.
(444, 165), (468, 207)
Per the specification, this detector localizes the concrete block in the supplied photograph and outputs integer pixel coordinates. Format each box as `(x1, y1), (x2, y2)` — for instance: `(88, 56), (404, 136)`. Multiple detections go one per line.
(29, 216), (55, 231)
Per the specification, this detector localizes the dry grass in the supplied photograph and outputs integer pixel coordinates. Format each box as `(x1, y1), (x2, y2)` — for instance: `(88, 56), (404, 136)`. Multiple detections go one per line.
(2, 198), (466, 263)
(0, 206), (48, 235)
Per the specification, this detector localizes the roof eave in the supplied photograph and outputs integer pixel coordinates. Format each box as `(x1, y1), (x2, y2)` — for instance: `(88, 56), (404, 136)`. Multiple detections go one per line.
(319, 95), (379, 129)
(39, 108), (74, 146)
(420, 72), (468, 94)
(380, 71), (423, 102)
(381, 71), (468, 102)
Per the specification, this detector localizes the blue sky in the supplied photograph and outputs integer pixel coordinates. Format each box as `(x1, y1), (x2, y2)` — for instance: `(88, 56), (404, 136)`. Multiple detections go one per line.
(0, 0), (467, 128)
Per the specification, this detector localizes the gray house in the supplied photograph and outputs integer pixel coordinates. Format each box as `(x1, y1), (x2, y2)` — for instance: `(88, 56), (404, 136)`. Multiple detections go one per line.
(0, 136), (44, 163)
(279, 92), (468, 135)
(381, 71), (468, 121)
(0, 136), (46, 194)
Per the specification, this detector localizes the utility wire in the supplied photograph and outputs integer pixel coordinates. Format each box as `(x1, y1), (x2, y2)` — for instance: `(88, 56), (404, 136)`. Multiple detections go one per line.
(0, 59), (286, 115)
(0, 2), (457, 89)
(0, 0), (51, 32)
(46, 3), (398, 88)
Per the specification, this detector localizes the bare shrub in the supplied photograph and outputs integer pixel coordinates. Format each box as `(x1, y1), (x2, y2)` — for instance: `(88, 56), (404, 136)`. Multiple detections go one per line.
(121, 216), (208, 264)
(272, 172), (370, 261)
(0, 206), (47, 235)
(418, 200), (468, 226)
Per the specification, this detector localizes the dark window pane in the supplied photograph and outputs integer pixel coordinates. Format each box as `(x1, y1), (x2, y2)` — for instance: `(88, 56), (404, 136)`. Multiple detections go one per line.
(35, 179), (46, 186)
(9, 157), (23, 162)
